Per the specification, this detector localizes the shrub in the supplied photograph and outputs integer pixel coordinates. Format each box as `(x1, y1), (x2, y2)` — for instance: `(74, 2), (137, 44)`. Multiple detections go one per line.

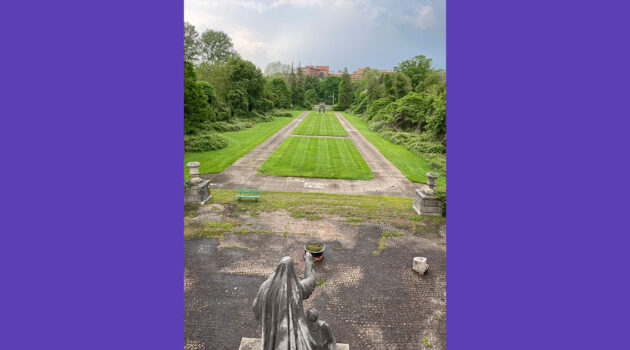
(200, 119), (256, 132)
(184, 131), (228, 152)
(435, 189), (446, 217)
(332, 103), (343, 111)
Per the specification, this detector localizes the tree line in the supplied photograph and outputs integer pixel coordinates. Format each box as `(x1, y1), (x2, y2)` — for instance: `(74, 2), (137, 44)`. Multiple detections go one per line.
(184, 23), (446, 168)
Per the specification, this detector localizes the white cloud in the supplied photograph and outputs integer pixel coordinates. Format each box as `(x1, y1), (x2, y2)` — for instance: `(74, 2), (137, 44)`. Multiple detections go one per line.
(184, 0), (446, 70)
(415, 4), (436, 30)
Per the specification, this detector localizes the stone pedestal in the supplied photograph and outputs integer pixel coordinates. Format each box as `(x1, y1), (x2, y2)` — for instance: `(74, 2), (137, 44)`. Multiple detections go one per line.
(238, 338), (349, 350)
(413, 257), (429, 275)
(413, 189), (442, 216)
(185, 161), (211, 205)
(185, 180), (211, 205)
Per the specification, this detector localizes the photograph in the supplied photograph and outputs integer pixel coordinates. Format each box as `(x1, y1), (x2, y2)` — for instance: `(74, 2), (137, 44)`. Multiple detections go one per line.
(4, 1), (628, 350)
(183, 1), (446, 349)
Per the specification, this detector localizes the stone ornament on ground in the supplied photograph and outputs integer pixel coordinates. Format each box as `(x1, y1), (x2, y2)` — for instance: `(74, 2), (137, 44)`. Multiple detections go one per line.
(185, 161), (211, 204)
(413, 257), (429, 275)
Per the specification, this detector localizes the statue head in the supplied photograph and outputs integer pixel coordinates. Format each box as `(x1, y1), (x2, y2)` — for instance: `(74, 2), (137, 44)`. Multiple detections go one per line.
(306, 308), (319, 322)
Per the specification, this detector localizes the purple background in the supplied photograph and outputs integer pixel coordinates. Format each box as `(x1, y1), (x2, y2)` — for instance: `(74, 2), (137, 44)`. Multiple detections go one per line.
(1, 0), (629, 349)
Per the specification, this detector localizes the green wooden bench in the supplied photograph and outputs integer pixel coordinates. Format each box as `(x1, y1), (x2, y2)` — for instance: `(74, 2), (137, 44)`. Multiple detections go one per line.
(236, 189), (261, 201)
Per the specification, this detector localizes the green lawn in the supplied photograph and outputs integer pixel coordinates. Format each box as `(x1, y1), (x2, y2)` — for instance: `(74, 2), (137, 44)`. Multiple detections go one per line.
(342, 112), (446, 190)
(292, 111), (347, 137)
(258, 137), (373, 180)
(184, 111), (303, 175)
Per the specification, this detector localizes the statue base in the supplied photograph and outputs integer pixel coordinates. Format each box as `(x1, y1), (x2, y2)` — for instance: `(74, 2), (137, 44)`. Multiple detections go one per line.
(238, 338), (349, 350)
(413, 188), (442, 216)
(184, 179), (211, 205)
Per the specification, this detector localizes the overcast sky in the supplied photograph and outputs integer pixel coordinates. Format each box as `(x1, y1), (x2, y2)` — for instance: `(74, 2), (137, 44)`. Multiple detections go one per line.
(184, 0), (445, 72)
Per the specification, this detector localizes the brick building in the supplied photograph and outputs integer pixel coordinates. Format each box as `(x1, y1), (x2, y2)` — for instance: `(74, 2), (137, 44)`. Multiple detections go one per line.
(304, 65), (329, 79)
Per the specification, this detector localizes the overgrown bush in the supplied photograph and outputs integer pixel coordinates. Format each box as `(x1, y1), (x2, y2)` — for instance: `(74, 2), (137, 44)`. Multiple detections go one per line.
(271, 110), (292, 118)
(184, 131), (229, 152)
(200, 119), (256, 132)
(435, 189), (446, 217)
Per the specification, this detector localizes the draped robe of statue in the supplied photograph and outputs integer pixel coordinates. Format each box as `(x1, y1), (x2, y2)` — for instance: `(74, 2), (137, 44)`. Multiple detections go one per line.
(253, 253), (336, 350)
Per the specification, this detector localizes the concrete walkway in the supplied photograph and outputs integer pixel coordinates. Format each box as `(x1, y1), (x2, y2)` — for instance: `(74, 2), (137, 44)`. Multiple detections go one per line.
(201, 111), (426, 197)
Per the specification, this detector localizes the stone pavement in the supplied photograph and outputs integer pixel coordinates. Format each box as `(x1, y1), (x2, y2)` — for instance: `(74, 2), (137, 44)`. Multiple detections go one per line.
(184, 209), (446, 350)
(200, 111), (427, 198)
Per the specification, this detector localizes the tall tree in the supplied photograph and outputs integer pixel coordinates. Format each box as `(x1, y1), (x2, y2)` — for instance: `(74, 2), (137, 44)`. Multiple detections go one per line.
(392, 72), (412, 98)
(199, 29), (237, 64)
(394, 54), (435, 87)
(225, 56), (265, 116)
(295, 65), (306, 107)
(184, 22), (200, 63)
(184, 62), (214, 133)
(338, 67), (353, 110)
(288, 63), (297, 106)
(320, 76), (341, 104)
(264, 61), (291, 78)
(269, 78), (291, 108)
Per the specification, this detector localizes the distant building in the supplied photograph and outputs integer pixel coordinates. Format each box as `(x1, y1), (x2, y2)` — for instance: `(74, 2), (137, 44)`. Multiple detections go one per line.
(304, 65), (329, 79)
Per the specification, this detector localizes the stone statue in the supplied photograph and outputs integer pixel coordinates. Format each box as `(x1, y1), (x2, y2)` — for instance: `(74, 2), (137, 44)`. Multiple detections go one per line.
(253, 253), (336, 350)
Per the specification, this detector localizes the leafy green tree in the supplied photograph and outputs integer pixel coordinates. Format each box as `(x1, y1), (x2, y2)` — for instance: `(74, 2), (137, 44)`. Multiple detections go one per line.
(184, 61), (214, 133)
(365, 70), (385, 102)
(394, 55), (435, 87)
(338, 68), (353, 110)
(264, 61), (291, 78)
(184, 22), (200, 63)
(197, 81), (217, 107)
(393, 72), (412, 98)
(288, 64), (297, 106)
(320, 76), (341, 104)
(294, 66), (306, 107)
(225, 57), (265, 116)
(269, 78), (291, 108)
(199, 29), (237, 63)
(305, 75), (320, 97)
(425, 83), (446, 140)
(415, 70), (445, 92)
(382, 72), (395, 97)
(305, 89), (318, 106)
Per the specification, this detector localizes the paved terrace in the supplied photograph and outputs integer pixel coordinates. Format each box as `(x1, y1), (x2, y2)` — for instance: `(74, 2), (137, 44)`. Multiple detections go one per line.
(184, 208), (446, 349)
(200, 111), (427, 198)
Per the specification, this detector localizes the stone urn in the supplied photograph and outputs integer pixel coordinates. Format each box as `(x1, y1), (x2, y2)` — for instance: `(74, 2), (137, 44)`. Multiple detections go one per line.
(426, 172), (440, 190)
(303, 240), (325, 262)
(187, 161), (201, 184)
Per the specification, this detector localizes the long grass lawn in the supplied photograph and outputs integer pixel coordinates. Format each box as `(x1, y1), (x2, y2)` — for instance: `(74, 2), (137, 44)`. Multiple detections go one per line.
(292, 111), (347, 137)
(342, 112), (446, 190)
(258, 137), (373, 180)
(184, 111), (303, 175)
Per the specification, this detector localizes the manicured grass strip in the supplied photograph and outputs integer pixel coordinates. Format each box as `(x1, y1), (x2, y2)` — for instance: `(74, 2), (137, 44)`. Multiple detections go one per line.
(292, 111), (347, 137)
(184, 111), (303, 175)
(258, 137), (373, 180)
(341, 112), (446, 190)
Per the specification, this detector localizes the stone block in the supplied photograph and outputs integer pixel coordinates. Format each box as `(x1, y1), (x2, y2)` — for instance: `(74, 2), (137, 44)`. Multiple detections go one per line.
(184, 180), (211, 205)
(413, 189), (442, 216)
(413, 257), (429, 275)
(238, 338), (349, 350)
